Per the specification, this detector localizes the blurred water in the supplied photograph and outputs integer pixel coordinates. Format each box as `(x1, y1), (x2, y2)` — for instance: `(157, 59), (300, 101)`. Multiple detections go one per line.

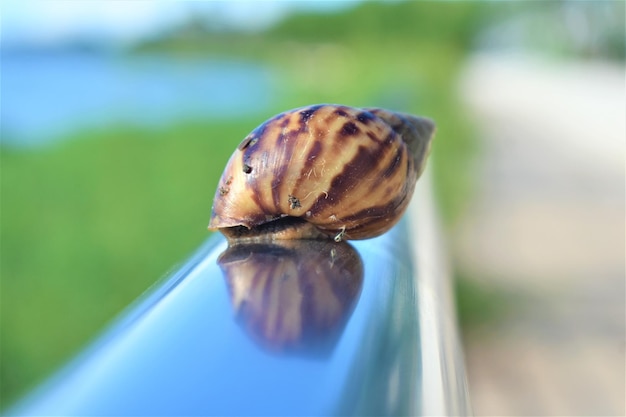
(1, 51), (275, 146)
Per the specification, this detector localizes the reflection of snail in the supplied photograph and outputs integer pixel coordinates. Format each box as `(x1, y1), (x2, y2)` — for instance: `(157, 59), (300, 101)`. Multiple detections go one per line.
(209, 104), (435, 242)
(218, 239), (363, 355)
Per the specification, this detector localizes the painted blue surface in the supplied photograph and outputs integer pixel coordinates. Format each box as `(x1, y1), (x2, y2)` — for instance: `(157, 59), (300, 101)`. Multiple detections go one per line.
(12, 220), (422, 416)
(1, 51), (275, 146)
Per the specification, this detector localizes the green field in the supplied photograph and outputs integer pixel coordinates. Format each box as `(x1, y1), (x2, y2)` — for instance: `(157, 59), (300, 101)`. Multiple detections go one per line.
(0, 2), (489, 407)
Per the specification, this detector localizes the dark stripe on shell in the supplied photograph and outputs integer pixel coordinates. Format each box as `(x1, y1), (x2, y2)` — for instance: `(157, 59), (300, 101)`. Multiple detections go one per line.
(276, 129), (299, 166)
(305, 140), (323, 166)
(301, 140), (322, 176)
(340, 121), (359, 136)
(271, 167), (287, 209)
(268, 126), (300, 211)
(342, 193), (410, 238)
(357, 111), (376, 124)
(238, 135), (254, 151)
(334, 107), (349, 118)
(366, 131), (379, 142)
(382, 131), (397, 146)
(247, 181), (268, 218)
(341, 198), (400, 225)
(308, 145), (374, 216)
(299, 105), (323, 123)
(380, 146), (403, 180)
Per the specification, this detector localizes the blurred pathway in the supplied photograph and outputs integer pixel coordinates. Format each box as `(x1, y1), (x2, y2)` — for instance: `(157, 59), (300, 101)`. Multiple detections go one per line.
(455, 53), (625, 416)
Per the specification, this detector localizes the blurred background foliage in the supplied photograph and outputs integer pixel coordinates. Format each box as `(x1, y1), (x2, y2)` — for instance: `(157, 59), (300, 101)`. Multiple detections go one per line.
(1, 0), (623, 408)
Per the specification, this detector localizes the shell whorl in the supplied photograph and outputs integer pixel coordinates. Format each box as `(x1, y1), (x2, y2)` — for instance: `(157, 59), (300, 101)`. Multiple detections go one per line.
(209, 104), (434, 241)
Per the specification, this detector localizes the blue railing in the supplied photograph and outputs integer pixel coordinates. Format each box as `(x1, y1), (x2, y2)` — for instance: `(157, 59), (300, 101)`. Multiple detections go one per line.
(9, 169), (470, 416)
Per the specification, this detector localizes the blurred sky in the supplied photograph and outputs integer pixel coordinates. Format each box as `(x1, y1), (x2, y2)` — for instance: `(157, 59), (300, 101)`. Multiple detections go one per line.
(1, 0), (361, 47)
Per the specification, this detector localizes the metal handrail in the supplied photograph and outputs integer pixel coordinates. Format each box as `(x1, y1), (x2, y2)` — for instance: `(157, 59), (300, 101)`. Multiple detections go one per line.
(9, 168), (470, 416)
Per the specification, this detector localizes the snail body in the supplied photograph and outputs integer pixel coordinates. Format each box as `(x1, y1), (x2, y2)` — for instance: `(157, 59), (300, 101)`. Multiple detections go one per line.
(209, 104), (434, 241)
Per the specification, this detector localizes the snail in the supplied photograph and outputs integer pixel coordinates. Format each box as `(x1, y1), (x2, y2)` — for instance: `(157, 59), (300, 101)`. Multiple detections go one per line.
(218, 239), (363, 355)
(209, 104), (435, 242)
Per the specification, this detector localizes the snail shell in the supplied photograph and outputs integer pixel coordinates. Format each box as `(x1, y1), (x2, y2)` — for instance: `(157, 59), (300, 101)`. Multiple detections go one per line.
(209, 104), (434, 241)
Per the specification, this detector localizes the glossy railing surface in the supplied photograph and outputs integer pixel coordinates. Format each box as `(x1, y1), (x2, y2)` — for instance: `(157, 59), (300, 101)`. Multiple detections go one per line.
(10, 170), (470, 416)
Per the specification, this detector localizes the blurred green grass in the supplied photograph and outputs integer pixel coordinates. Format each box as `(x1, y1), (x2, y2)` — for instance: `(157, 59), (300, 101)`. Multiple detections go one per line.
(0, 2), (490, 407)
(1, 122), (251, 404)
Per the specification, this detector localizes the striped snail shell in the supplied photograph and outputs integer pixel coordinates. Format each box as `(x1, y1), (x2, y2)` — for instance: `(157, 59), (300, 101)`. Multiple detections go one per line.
(209, 104), (435, 242)
(218, 239), (363, 354)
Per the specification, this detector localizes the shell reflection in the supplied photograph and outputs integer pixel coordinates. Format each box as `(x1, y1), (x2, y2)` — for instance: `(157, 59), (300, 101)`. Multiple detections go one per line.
(218, 240), (363, 356)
